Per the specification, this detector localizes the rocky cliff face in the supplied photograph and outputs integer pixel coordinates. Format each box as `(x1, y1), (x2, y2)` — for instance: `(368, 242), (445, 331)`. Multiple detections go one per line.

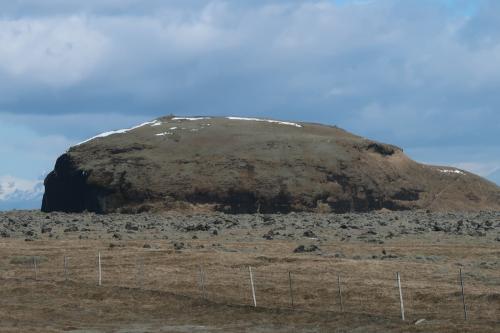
(42, 116), (500, 214)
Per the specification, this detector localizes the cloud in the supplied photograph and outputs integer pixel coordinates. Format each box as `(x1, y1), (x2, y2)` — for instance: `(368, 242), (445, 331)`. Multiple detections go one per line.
(1, 1), (499, 121)
(0, 120), (72, 179)
(0, 112), (154, 139)
(406, 145), (500, 179)
(0, 16), (109, 87)
(0, 0), (500, 189)
(0, 0), (211, 17)
(0, 175), (43, 201)
(0, 175), (44, 210)
(0, 112), (154, 180)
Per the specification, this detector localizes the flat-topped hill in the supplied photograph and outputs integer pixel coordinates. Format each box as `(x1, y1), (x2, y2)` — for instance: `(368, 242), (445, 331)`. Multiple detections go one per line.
(42, 116), (500, 213)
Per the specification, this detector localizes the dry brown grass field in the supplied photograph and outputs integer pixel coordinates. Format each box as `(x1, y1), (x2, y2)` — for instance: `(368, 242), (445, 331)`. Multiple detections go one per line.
(0, 227), (498, 333)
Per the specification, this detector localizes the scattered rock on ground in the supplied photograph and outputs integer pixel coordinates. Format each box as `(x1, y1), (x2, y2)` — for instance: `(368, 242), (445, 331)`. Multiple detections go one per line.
(294, 245), (321, 253)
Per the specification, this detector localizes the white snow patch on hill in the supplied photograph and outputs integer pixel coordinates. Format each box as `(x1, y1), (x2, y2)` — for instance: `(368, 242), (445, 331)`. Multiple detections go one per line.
(172, 117), (211, 121)
(74, 116), (303, 148)
(225, 117), (302, 128)
(74, 117), (216, 145)
(171, 116), (302, 127)
(75, 120), (162, 146)
(438, 168), (465, 175)
(155, 132), (172, 136)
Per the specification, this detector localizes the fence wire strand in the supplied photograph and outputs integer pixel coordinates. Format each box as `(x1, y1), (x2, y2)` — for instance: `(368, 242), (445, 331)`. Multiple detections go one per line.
(1, 251), (499, 323)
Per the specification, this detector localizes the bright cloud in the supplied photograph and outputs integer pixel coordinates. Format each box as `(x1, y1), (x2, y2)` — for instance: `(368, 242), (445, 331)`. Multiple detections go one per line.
(0, 16), (109, 87)
(0, 175), (43, 201)
(0, 0), (499, 209)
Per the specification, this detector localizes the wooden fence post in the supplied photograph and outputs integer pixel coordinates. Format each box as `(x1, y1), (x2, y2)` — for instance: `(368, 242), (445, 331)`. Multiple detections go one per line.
(199, 265), (207, 300)
(137, 257), (144, 289)
(337, 275), (344, 312)
(397, 272), (405, 321)
(288, 271), (294, 309)
(64, 256), (68, 281)
(98, 252), (102, 286)
(33, 256), (38, 281)
(459, 268), (467, 321)
(249, 266), (257, 307)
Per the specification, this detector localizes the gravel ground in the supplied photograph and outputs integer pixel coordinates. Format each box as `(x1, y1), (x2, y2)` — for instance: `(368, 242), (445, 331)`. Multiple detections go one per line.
(1, 209), (499, 245)
(0, 209), (499, 333)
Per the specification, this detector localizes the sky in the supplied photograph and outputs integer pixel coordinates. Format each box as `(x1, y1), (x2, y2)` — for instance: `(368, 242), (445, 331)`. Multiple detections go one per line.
(1, 0), (500, 208)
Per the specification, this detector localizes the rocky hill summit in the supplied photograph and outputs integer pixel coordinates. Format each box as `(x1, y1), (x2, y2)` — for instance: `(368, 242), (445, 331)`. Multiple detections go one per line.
(42, 116), (500, 214)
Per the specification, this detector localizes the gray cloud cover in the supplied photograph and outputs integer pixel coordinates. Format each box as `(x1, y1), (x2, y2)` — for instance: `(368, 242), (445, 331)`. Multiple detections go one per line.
(0, 0), (499, 192)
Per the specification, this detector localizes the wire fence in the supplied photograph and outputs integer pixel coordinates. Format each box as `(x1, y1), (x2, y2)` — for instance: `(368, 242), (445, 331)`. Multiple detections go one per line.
(1, 249), (499, 323)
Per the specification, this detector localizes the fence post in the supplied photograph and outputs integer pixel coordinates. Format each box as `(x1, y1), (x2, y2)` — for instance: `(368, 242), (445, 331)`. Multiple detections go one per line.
(459, 268), (467, 321)
(64, 256), (68, 281)
(337, 275), (344, 312)
(98, 252), (102, 286)
(249, 266), (257, 307)
(397, 272), (405, 321)
(288, 271), (294, 309)
(33, 256), (38, 281)
(137, 257), (144, 289)
(199, 265), (207, 300)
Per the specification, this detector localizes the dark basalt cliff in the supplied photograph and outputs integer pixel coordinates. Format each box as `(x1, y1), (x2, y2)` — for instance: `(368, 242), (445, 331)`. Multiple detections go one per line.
(42, 116), (500, 214)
